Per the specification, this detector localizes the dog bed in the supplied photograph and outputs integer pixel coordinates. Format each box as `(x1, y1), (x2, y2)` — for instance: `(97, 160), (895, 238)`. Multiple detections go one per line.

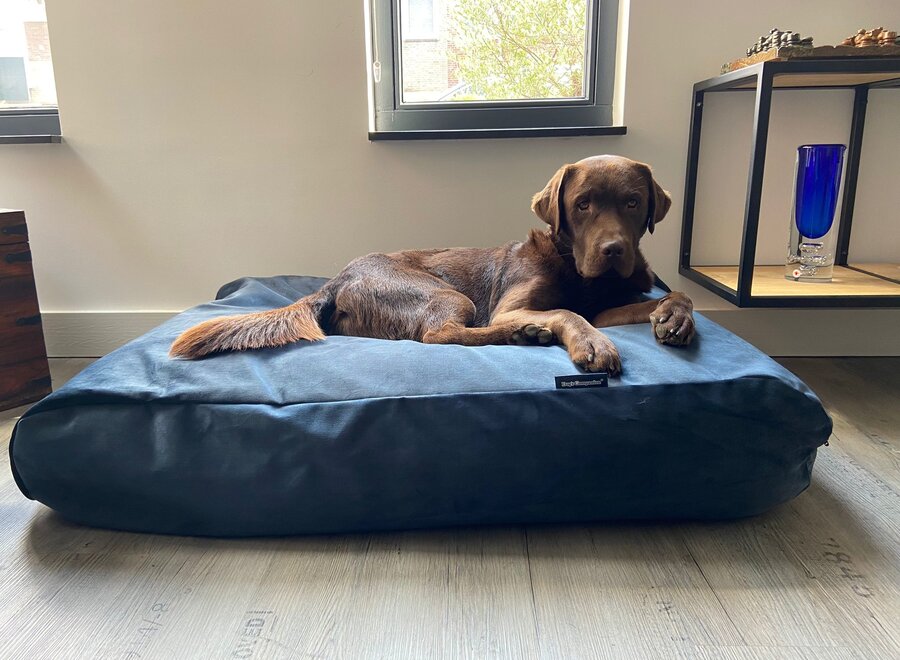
(9, 275), (831, 537)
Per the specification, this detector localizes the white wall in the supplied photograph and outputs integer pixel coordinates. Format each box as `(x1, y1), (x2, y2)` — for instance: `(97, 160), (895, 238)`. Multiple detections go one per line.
(1, 0), (898, 355)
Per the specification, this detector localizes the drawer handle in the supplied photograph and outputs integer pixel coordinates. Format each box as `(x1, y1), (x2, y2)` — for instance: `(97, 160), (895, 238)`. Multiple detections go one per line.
(1, 224), (27, 236)
(5, 250), (31, 264)
(16, 314), (42, 326)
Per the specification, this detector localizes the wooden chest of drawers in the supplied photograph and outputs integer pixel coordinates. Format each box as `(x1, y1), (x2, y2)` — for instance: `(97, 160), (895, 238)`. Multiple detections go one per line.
(1, 209), (51, 411)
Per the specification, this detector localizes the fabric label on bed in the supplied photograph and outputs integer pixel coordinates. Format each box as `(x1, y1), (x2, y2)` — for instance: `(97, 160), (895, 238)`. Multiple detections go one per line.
(555, 374), (609, 389)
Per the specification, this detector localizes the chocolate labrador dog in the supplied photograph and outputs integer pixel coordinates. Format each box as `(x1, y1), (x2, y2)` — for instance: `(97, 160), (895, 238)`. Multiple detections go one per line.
(171, 155), (695, 374)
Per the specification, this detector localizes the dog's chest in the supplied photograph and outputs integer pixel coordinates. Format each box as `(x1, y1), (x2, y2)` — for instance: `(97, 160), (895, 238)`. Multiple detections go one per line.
(566, 278), (644, 317)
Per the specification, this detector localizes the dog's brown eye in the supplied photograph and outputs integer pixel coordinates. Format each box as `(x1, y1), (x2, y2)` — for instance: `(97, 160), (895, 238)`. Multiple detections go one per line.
(577, 200), (590, 211)
(626, 199), (639, 209)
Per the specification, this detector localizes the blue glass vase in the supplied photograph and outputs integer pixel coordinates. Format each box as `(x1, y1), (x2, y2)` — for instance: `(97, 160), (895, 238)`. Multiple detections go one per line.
(785, 144), (846, 282)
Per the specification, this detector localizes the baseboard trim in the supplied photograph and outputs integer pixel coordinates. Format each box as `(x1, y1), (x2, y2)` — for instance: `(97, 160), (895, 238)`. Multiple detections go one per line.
(43, 312), (177, 357)
(702, 308), (900, 357)
(40, 309), (900, 358)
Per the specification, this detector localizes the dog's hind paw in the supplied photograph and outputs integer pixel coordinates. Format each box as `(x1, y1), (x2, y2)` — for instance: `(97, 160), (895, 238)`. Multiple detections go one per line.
(510, 323), (555, 346)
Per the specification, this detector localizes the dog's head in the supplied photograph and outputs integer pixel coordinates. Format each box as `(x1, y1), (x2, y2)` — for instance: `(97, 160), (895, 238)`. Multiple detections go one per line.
(531, 155), (671, 279)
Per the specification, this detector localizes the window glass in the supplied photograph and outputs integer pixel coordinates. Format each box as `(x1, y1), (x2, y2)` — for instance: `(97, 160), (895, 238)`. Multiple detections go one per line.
(400, 0), (589, 104)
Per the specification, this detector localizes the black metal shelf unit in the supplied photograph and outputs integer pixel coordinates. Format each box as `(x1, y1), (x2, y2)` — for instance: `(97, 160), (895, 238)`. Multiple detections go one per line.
(679, 58), (900, 308)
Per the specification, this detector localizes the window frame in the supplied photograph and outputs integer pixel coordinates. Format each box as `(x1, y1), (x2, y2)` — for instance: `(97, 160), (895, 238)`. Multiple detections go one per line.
(368, 0), (624, 140)
(0, 1), (61, 144)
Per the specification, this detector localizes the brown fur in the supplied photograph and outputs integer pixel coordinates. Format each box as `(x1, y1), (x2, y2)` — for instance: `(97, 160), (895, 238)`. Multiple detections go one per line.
(170, 155), (695, 375)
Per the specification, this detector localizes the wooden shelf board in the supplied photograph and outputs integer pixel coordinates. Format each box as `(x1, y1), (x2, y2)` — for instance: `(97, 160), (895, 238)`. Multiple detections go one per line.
(732, 71), (900, 89)
(694, 264), (900, 297)
(849, 263), (900, 283)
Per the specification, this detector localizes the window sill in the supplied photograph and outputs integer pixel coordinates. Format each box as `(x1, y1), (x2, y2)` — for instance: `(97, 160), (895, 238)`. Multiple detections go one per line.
(368, 125), (627, 141)
(0, 109), (61, 143)
(0, 134), (61, 144)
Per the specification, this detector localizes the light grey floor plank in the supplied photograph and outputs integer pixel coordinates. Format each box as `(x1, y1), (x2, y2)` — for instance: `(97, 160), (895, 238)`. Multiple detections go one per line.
(692, 646), (865, 660)
(0, 357), (898, 659)
(214, 534), (368, 660)
(337, 530), (454, 658)
(443, 528), (540, 659)
(527, 525), (745, 659)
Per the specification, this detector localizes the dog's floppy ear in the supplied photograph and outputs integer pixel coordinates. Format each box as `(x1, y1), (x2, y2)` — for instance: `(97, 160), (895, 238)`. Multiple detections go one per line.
(644, 167), (672, 235)
(531, 164), (572, 235)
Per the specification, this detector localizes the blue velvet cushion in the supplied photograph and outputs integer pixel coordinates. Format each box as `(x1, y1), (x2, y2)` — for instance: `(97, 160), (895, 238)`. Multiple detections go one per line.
(10, 276), (832, 536)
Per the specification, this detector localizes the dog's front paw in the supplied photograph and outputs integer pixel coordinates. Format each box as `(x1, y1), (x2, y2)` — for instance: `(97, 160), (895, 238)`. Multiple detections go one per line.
(509, 323), (555, 346)
(650, 294), (695, 346)
(568, 330), (621, 375)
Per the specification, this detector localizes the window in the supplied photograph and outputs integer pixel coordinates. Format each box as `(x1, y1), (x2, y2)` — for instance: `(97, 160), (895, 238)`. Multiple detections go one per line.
(0, 0), (60, 143)
(367, 0), (623, 139)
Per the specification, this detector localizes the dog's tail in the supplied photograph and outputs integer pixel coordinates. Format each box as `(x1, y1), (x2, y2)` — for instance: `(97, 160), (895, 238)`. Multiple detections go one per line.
(169, 289), (331, 359)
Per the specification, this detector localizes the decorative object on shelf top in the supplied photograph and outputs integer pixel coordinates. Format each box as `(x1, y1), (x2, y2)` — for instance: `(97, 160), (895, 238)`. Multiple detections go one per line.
(840, 27), (899, 48)
(747, 28), (814, 57)
(723, 27), (900, 73)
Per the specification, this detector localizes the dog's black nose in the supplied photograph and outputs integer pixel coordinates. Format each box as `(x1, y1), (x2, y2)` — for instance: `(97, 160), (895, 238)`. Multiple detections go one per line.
(600, 241), (625, 258)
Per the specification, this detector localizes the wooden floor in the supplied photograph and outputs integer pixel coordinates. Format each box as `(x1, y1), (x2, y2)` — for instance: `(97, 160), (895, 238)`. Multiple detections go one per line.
(1, 358), (898, 659)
